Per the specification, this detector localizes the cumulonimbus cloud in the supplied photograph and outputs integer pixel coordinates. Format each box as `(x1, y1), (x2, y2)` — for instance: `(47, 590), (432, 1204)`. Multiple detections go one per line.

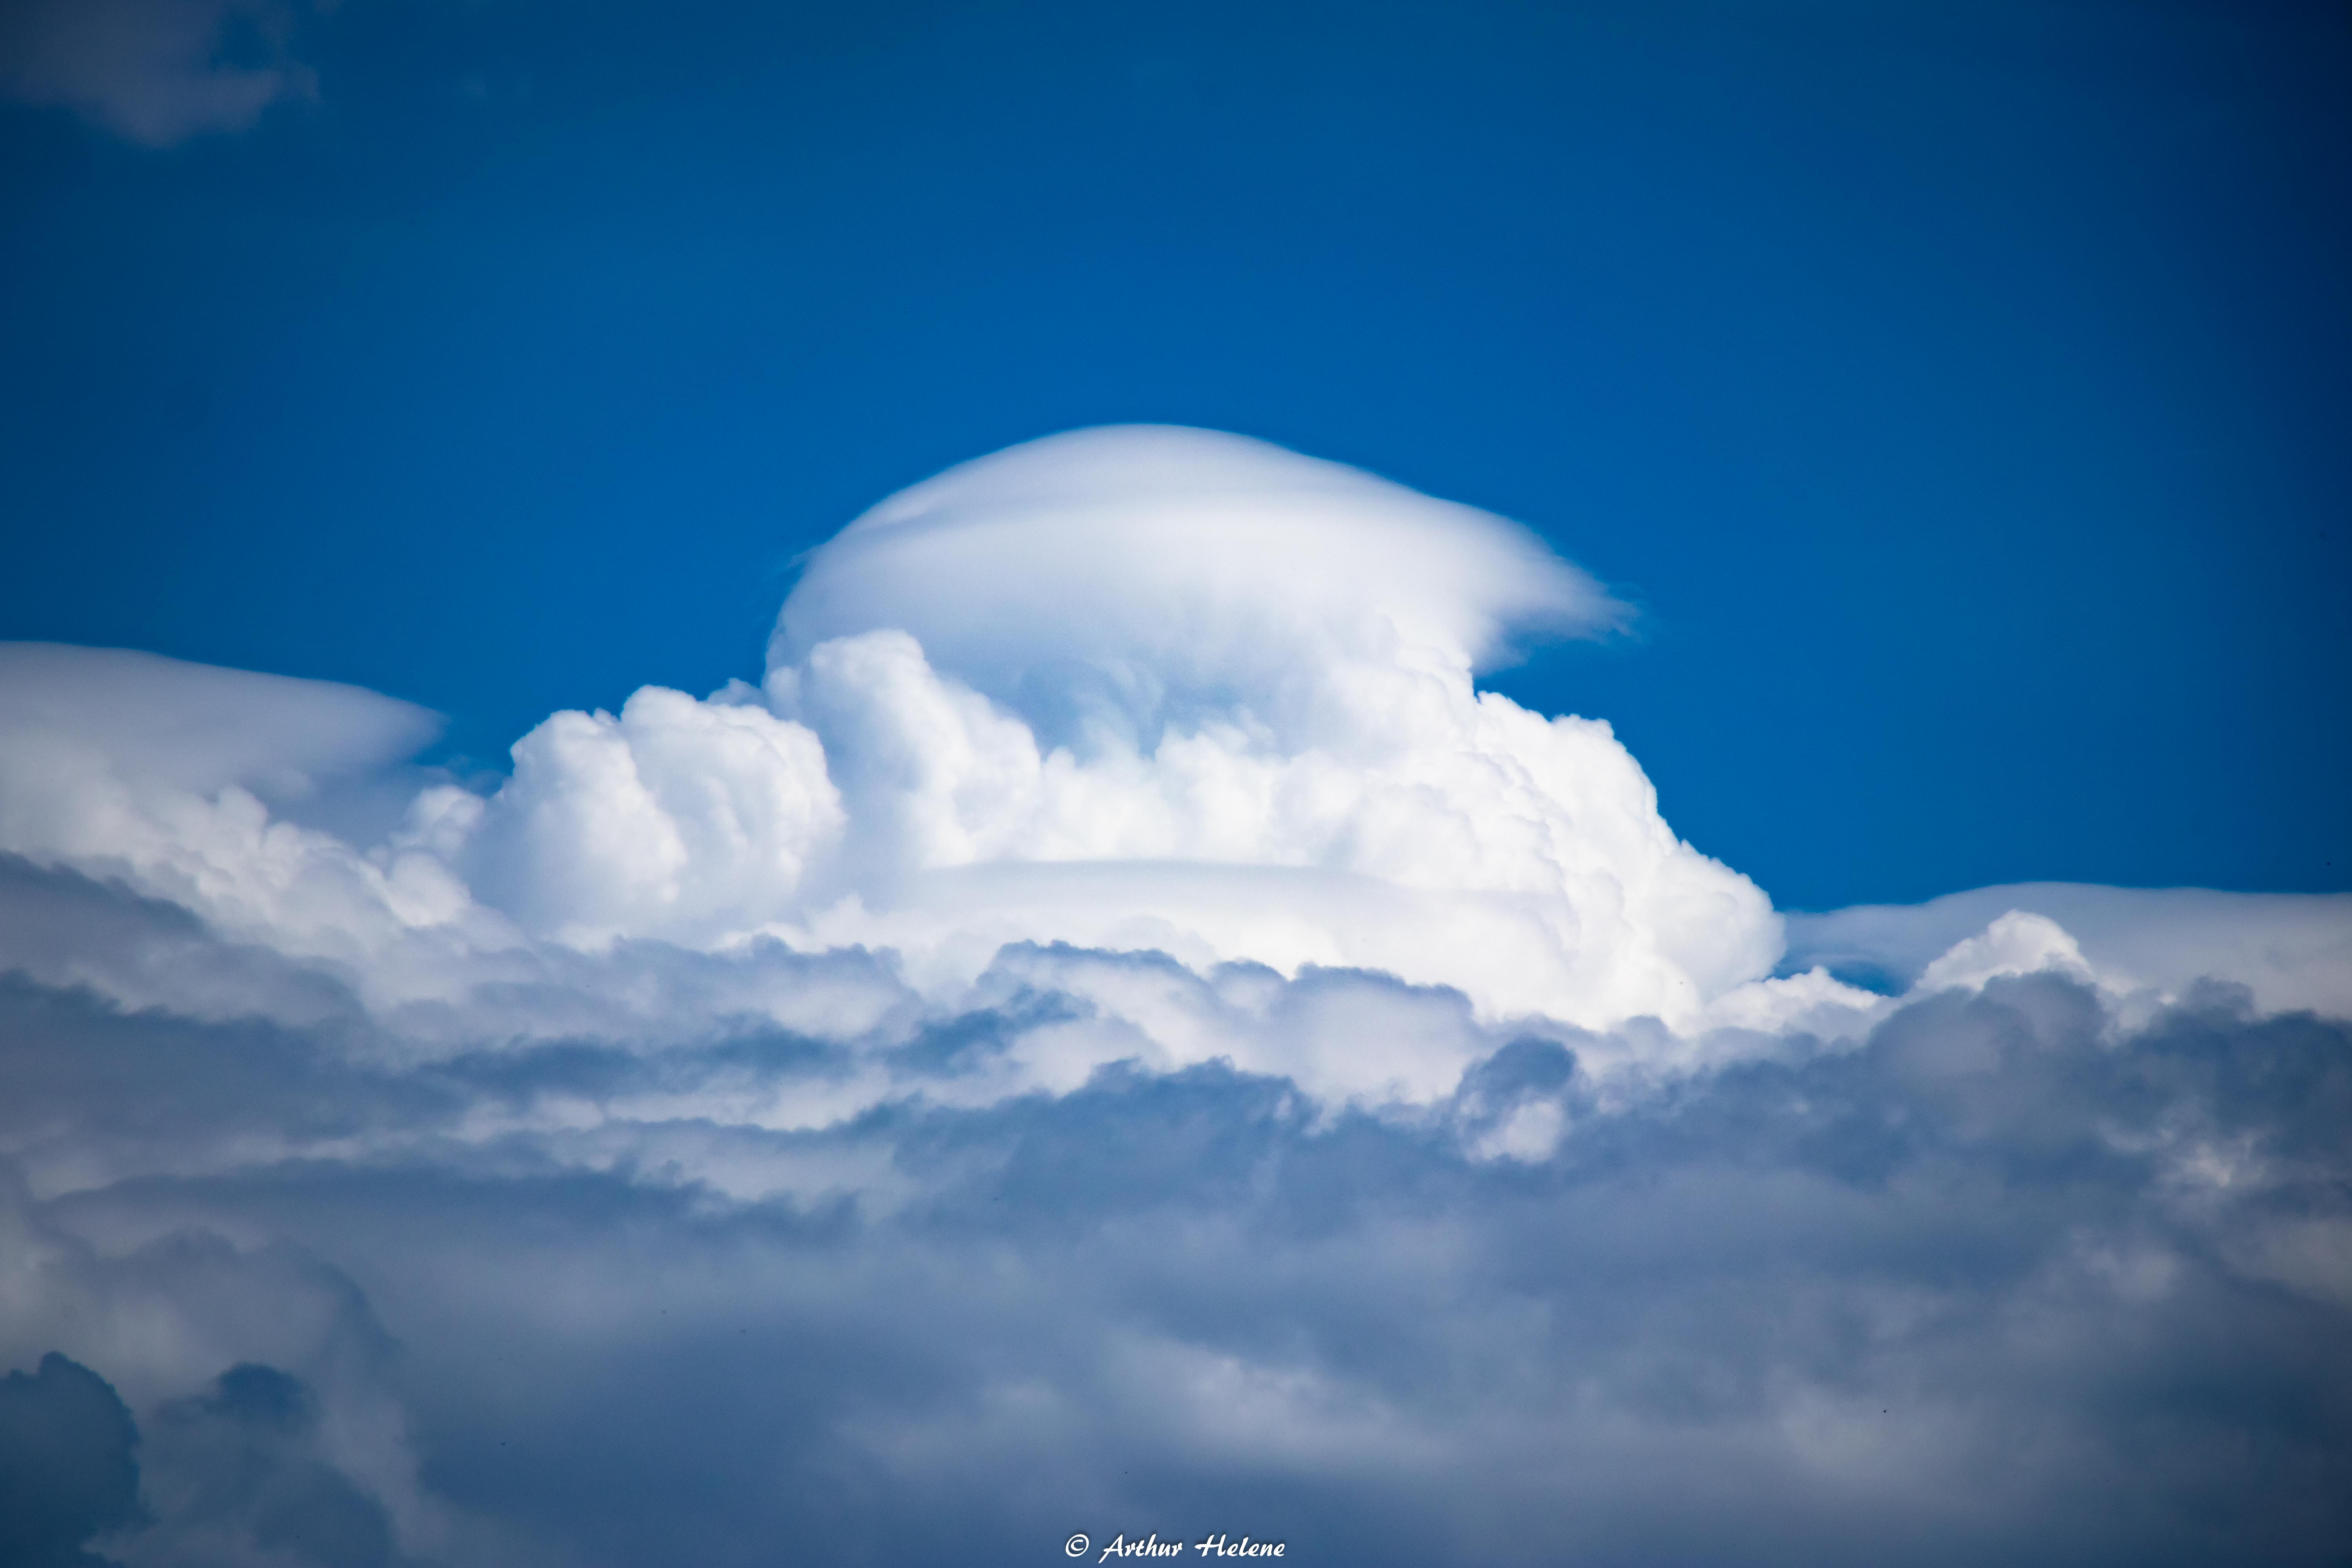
(460, 425), (1794, 1035)
(1, 426), (2347, 1565)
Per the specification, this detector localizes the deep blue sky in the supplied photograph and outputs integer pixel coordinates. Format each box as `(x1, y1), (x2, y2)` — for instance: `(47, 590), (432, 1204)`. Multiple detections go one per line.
(2, 0), (2346, 909)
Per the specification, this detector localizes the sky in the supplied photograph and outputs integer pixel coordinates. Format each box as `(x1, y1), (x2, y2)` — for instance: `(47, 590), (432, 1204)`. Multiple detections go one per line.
(2, 4), (2350, 1567)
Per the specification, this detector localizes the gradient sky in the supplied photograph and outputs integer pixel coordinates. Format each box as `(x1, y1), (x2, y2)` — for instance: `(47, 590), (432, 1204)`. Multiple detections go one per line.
(4, 0), (2347, 911)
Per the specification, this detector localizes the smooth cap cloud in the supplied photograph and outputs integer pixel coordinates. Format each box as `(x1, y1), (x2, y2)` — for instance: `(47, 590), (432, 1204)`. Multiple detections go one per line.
(771, 425), (1629, 753)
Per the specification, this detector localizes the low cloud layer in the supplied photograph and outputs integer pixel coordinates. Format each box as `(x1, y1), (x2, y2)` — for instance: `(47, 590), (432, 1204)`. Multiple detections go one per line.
(0, 427), (2346, 1564)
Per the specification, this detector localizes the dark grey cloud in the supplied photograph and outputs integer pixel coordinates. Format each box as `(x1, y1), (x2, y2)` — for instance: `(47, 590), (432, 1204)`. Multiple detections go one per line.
(0, 1353), (139, 1568)
(139, 1364), (404, 1568)
(0, 0), (313, 147)
(1, 867), (2348, 1566)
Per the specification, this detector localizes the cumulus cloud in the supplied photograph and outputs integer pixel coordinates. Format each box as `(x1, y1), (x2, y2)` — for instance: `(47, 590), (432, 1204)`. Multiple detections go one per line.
(0, 425), (2347, 1563)
(0, 0), (313, 147)
(740, 428), (1760, 1031)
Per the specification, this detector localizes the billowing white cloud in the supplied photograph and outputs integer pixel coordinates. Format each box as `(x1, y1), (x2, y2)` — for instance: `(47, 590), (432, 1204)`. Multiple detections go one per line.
(459, 685), (844, 952)
(459, 426), (1789, 1037)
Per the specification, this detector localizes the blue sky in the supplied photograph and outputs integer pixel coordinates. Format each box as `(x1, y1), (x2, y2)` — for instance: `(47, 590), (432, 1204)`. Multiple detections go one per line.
(4, 0), (2346, 908)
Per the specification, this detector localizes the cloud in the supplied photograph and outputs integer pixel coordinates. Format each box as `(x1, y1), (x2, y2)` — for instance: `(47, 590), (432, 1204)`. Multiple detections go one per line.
(2, 428), (1795, 1047)
(0, 0), (312, 147)
(0, 426), (2347, 1562)
(0, 920), (2345, 1565)
(732, 427), (1744, 1029)
(1786, 882), (2352, 1018)
(771, 426), (1630, 735)
(0, 1149), (439, 1567)
(0, 1352), (140, 1568)
(140, 1364), (405, 1568)
(0, 644), (486, 979)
